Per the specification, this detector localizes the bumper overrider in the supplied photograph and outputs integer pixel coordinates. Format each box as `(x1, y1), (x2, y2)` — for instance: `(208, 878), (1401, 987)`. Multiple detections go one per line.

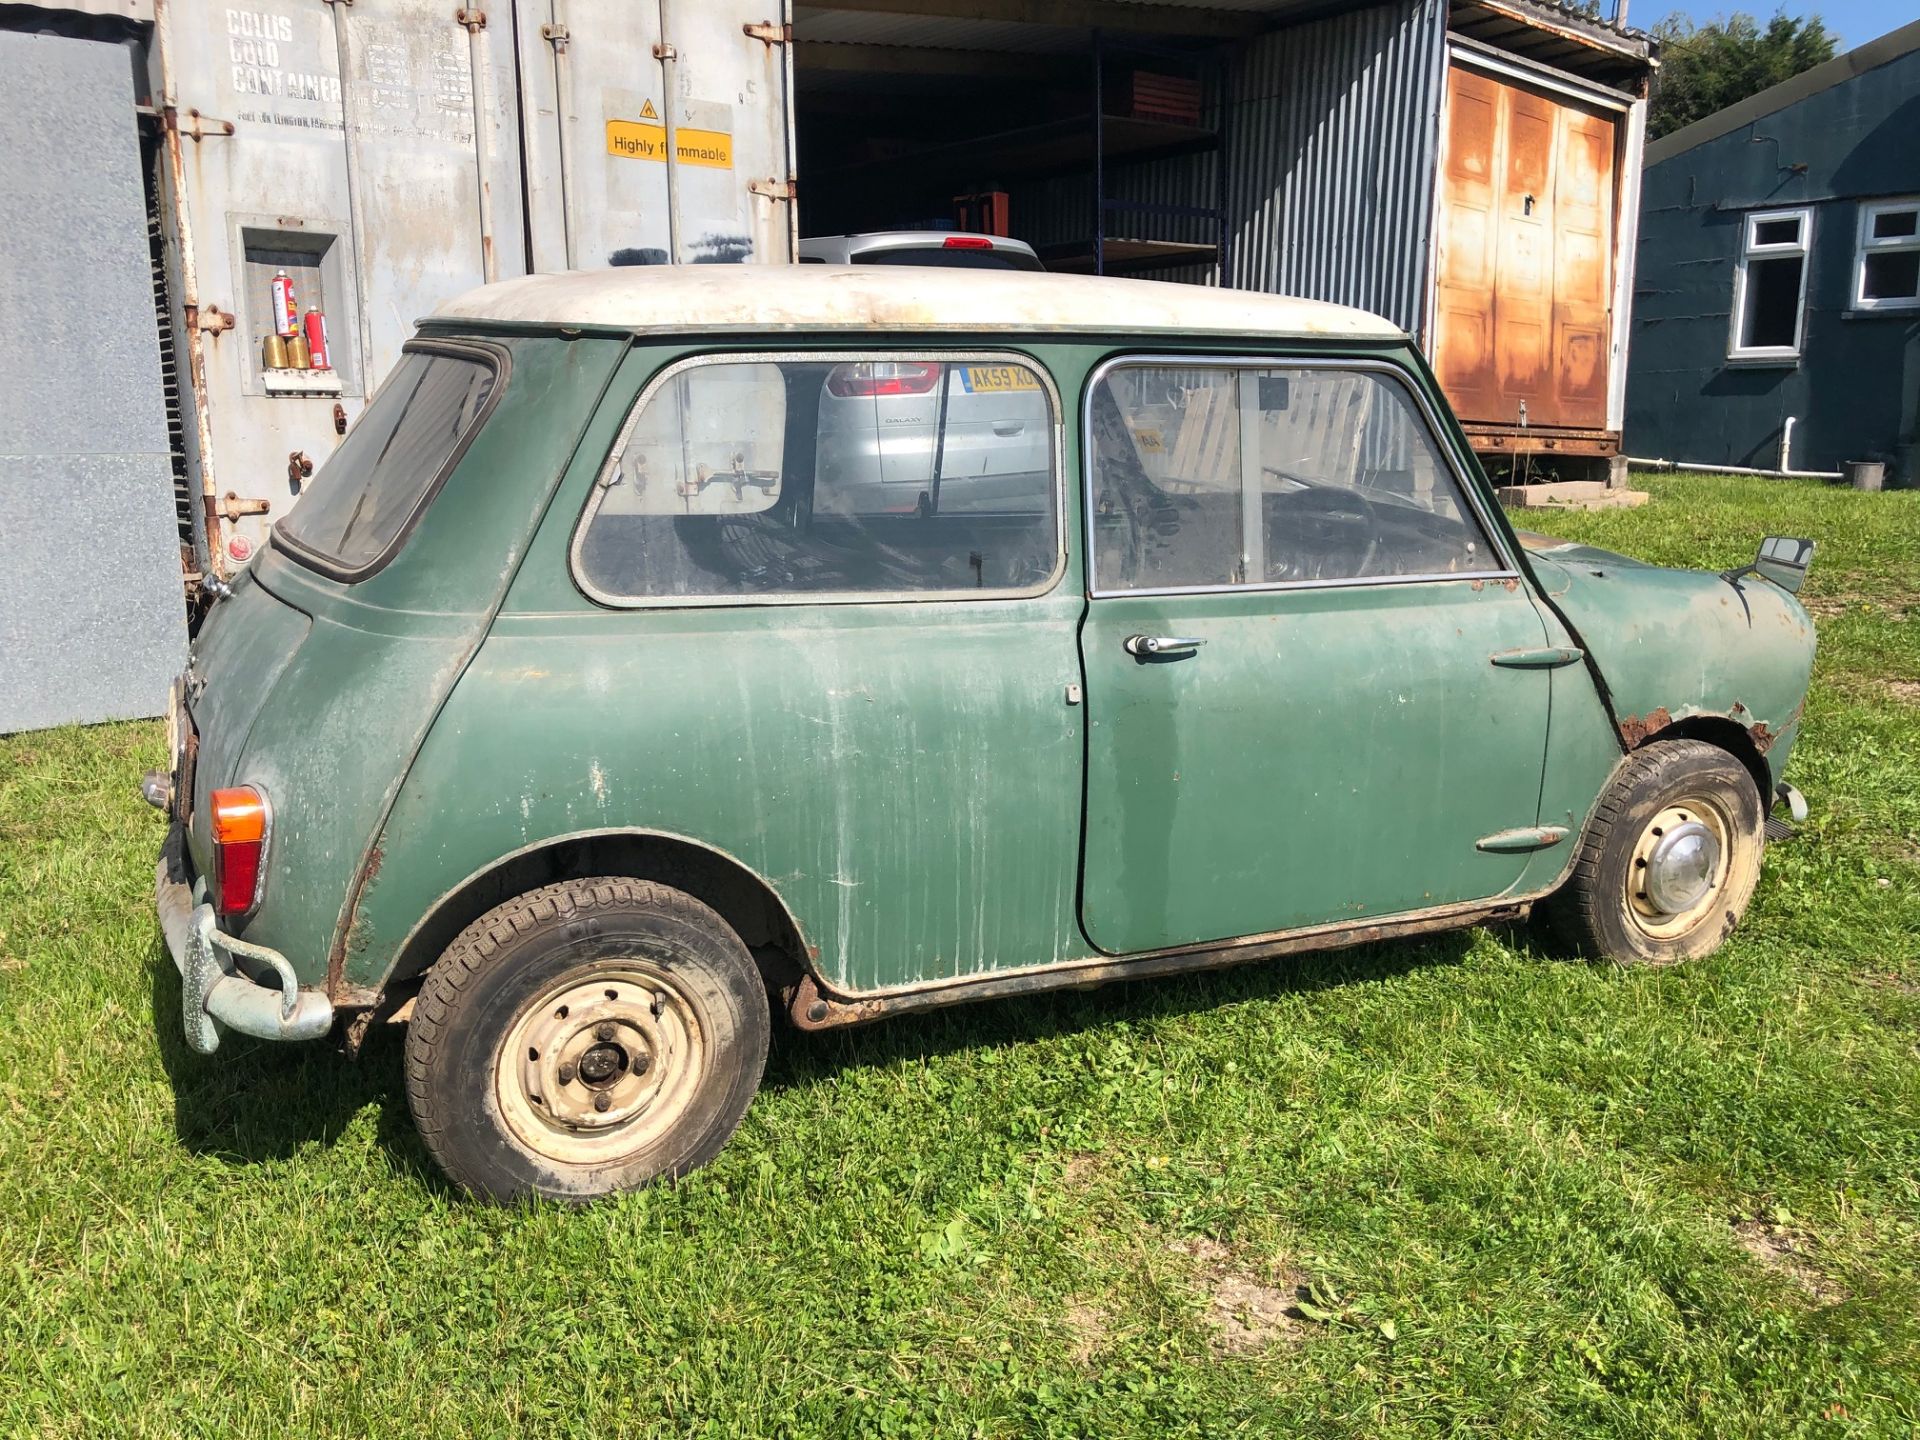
(155, 824), (333, 1054)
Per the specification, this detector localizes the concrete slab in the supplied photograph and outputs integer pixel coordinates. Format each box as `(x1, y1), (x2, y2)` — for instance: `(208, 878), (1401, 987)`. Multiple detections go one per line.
(1496, 481), (1651, 510)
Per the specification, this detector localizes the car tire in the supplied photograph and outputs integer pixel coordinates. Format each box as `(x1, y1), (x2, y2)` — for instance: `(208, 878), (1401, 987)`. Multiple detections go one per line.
(404, 877), (769, 1202)
(1543, 739), (1766, 967)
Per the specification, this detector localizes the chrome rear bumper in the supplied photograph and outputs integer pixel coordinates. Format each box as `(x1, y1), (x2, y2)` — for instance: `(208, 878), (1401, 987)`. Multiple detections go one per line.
(155, 827), (333, 1054)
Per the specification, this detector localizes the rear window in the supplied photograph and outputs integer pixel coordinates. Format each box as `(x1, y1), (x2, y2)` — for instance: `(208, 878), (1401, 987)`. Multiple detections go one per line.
(572, 353), (1061, 604)
(854, 247), (1042, 272)
(275, 343), (502, 579)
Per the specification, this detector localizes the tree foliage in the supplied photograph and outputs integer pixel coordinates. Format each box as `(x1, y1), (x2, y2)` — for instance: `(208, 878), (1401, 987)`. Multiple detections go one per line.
(1648, 10), (1839, 139)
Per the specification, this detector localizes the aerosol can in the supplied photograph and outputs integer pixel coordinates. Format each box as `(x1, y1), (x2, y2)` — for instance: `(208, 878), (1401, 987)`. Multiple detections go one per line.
(270, 269), (299, 337)
(303, 306), (331, 370)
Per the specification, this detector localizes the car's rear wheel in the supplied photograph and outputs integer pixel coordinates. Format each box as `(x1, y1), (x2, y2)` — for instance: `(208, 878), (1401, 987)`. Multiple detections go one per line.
(1544, 739), (1766, 966)
(404, 877), (769, 1201)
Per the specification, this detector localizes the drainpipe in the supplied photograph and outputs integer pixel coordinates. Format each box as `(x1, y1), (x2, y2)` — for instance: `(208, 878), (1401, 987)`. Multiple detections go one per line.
(1627, 416), (1842, 479)
(655, 0), (683, 264)
(459, 8), (498, 282)
(1625, 455), (1842, 480)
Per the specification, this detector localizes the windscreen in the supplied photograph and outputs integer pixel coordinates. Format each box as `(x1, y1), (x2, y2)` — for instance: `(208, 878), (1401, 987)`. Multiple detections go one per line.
(275, 346), (500, 577)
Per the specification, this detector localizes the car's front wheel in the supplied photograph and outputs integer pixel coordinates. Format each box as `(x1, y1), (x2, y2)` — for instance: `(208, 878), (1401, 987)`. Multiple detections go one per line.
(1544, 739), (1766, 966)
(404, 877), (769, 1201)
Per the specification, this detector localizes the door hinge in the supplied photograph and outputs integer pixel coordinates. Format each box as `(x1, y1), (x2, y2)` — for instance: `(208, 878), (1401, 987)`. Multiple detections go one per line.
(542, 23), (569, 49)
(195, 304), (236, 335)
(1489, 645), (1585, 669)
(1475, 825), (1570, 854)
(652, 41), (676, 60)
(455, 7), (486, 30)
(749, 176), (797, 202)
(743, 20), (790, 45)
(166, 108), (235, 141)
(218, 493), (273, 521)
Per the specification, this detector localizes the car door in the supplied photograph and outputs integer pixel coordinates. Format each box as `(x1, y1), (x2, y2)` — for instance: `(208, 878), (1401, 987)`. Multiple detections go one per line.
(1078, 356), (1557, 955)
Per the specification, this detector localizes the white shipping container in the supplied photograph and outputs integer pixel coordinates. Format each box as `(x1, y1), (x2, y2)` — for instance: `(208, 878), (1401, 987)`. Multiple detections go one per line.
(149, 0), (796, 570)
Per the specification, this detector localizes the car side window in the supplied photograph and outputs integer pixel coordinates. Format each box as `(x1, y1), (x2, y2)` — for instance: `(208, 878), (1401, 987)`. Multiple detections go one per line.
(574, 355), (1060, 603)
(1089, 363), (1496, 591)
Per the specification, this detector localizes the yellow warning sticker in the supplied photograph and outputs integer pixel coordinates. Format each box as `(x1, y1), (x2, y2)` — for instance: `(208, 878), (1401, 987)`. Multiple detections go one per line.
(606, 119), (734, 169)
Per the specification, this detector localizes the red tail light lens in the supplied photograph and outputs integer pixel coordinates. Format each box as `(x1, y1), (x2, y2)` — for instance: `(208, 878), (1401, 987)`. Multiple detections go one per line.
(210, 786), (269, 917)
(942, 236), (993, 249)
(825, 361), (943, 398)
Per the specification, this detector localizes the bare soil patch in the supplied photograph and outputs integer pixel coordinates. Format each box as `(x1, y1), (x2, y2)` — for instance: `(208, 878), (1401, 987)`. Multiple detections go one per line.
(1880, 678), (1920, 706)
(1732, 1219), (1847, 1305)
(1061, 1152), (1102, 1190)
(1062, 1300), (1109, 1367)
(1167, 1236), (1306, 1353)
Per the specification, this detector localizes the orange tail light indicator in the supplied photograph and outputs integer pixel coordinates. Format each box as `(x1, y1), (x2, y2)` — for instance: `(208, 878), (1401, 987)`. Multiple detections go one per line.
(209, 785), (270, 917)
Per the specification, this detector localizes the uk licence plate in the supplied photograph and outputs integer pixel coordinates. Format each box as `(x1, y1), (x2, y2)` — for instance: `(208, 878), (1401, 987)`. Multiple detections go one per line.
(961, 365), (1039, 393)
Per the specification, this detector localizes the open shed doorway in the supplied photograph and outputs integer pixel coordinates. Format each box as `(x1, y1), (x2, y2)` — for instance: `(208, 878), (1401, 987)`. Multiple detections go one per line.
(790, 4), (1255, 281)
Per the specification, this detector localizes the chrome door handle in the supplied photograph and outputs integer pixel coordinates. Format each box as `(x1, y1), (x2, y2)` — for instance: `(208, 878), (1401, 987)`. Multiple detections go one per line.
(1124, 634), (1206, 656)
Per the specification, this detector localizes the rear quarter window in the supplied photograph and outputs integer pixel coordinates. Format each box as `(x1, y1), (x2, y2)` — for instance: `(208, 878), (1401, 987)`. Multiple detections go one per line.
(274, 341), (504, 580)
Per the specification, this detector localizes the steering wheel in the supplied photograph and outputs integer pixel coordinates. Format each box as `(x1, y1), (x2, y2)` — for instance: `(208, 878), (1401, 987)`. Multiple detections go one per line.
(1290, 486), (1382, 580)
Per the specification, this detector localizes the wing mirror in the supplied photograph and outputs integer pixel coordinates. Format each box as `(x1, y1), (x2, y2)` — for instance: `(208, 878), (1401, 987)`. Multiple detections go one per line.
(1753, 536), (1815, 594)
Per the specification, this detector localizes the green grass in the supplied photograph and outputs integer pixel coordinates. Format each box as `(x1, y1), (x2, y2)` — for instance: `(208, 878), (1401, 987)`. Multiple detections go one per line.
(3, 472), (1917, 1437)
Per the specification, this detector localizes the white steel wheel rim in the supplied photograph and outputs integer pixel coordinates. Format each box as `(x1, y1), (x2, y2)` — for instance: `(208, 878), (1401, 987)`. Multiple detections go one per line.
(1625, 796), (1733, 941)
(494, 965), (708, 1167)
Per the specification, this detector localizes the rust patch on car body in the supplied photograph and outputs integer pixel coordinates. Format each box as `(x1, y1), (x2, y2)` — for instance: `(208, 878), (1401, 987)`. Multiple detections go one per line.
(785, 894), (1530, 1029)
(1616, 705), (1674, 749)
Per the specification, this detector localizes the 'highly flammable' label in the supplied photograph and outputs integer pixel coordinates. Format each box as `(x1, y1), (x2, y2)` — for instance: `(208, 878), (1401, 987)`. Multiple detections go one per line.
(606, 118), (733, 169)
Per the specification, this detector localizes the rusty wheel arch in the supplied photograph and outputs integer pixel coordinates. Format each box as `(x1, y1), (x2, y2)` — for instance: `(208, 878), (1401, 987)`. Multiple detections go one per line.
(1618, 713), (1774, 813)
(377, 830), (812, 1001)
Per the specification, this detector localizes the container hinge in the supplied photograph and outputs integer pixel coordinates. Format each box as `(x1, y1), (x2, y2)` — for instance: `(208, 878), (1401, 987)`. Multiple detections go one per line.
(542, 23), (569, 49)
(166, 108), (235, 141)
(652, 41), (676, 60)
(218, 493), (273, 521)
(743, 20), (790, 45)
(455, 7), (486, 29)
(195, 305), (236, 335)
(749, 176), (797, 202)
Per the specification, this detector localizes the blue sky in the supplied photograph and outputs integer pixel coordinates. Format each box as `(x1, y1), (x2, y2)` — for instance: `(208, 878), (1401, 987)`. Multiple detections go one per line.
(1642, 1), (1920, 49)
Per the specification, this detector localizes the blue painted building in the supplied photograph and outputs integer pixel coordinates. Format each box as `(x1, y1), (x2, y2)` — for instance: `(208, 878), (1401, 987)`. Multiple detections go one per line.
(1626, 21), (1920, 484)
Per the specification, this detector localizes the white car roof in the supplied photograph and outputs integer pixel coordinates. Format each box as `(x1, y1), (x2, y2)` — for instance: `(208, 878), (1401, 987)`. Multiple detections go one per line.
(432, 265), (1404, 341)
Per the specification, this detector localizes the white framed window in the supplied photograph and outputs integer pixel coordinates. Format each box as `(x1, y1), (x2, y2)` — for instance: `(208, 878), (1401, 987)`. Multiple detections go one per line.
(1729, 208), (1811, 362)
(1854, 197), (1920, 311)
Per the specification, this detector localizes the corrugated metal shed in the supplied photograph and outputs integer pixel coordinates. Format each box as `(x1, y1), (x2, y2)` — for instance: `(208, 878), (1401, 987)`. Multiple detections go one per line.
(1224, 0), (1448, 333)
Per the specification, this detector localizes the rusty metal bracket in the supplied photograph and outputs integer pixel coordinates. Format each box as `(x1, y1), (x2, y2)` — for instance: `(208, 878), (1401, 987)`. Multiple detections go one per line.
(749, 177), (797, 201)
(287, 451), (314, 487)
(218, 493), (272, 521)
(195, 305), (236, 335)
(166, 108), (235, 142)
(542, 22), (568, 48)
(652, 40), (676, 60)
(455, 7), (485, 29)
(743, 20), (790, 44)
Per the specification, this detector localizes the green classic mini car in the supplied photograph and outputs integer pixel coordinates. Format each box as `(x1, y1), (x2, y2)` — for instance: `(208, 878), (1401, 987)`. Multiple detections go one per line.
(147, 266), (1816, 1201)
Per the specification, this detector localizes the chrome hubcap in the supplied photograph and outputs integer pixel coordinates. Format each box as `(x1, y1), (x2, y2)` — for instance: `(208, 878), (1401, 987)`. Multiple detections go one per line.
(1643, 819), (1720, 914)
(1626, 797), (1733, 940)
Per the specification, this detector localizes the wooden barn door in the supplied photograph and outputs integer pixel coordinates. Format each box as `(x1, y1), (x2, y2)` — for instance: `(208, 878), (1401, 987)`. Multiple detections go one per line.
(1433, 63), (1617, 431)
